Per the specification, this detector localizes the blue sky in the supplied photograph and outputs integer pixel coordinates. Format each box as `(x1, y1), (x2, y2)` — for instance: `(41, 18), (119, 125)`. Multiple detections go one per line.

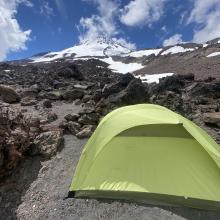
(1, 0), (220, 61)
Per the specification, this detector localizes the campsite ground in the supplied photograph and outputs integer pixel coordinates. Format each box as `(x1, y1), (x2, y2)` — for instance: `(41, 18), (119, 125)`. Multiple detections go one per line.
(1, 61), (220, 219)
(0, 101), (218, 220)
(15, 134), (220, 220)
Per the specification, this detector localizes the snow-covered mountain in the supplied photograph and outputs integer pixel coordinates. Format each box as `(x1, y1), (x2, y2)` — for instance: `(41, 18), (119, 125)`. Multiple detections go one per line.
(27, 36), (220, 83)
(31, 37), (131, 63)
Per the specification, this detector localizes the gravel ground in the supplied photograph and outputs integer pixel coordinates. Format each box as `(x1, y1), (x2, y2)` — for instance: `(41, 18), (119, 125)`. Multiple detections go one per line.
(15, 134), (220, 220)
(1, 102), (220, 220)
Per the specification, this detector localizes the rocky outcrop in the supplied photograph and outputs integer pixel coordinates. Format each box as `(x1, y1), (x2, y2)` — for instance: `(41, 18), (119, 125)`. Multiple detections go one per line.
(104, 78), (148, 108)
(32, 130), (64, 158)
(0, 102), (39, 177)
(189, 81), (220, 99)
(57, 64), (84, 80)
(0, 85), (20, 103)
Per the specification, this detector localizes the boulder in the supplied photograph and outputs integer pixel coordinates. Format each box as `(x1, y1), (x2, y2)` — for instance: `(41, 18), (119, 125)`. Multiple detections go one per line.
(20, 97), (37, 106)
(58, 120), (68, 132)
(189, 81), (220, 99)
(118, 73), (134, 86)
(102, 82), (123, 98)
(75, 99), (82, 105)
(79, 104), (95, 115)
(67, 121), (81, 135)
(57, 64), (84, 80)
(78, 113), (100, 125)
(82, 94), (92, 103)
(47, 112), (58, 123)
(101, 73), (134, 98)
(0, 85), (20, 103)
(32, 130), (63, 158)
(76, 125), (94, 139)
(62, 89), (84, 101)
(43, 99), (52, 108)
(107, 78), (147, 105)
(44, 91), (62, 100)
(64, 113), (79, 122)
(203, 112), (220, 127)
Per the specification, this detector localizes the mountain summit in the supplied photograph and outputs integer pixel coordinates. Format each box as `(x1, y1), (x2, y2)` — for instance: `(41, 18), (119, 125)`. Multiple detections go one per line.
(31, 36), (131, 63)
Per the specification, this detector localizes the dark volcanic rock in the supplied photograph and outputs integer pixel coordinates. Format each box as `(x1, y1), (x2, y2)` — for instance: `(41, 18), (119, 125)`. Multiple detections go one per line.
(57, 64), (84, 80)
(62, 89), (84, 101)
(78, 113), (100, 125)
(0, 85), (20, 103)
(43, 99), (52, 108)
(47, 112), (58, 123)
(107, 78), (148, 105)
(189, 81), (220, 99)
(118, 73), (134, 86)
(67, 121), (81, 135)
(155, 74), (194, 94)
(102, 73), (134, 98)
(64, 113), (79, 121)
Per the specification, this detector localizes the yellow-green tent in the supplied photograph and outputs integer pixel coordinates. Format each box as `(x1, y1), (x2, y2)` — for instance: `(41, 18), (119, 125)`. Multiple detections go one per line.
(69, 104), (220, 210)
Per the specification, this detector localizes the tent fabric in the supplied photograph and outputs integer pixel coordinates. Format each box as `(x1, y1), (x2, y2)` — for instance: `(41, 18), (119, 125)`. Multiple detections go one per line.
(69, 104), (220, 210)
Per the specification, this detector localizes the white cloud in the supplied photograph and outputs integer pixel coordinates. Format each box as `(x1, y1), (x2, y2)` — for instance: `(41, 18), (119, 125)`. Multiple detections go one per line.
(163, 34), (184, 47)
(0, 0), (31, 61)
(40, 1), (54, 19)
(79, 0), (136, 49)
(79, 0), (118, 41)
(187, 0), (220, 43)
(120, 0), (167, 27)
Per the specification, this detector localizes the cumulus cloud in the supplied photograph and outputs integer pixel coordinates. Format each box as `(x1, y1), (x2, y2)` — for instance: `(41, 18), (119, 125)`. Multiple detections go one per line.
(120, 0), (167, 27)
(187, 0), (220, 43)
(163, 34), (184, 46)
(78, 0), (135, 49)
(79, 0), (118, 41)
(0, 0), (31, 60)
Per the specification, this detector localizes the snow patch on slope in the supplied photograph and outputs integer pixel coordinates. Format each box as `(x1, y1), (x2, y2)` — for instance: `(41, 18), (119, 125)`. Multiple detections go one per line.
(161, 46), (195, 55)
(207, 52), (220, 57)
(136, 73), (174, 83)
(128, 48), (162, 57)
(101, 57), (144, 74)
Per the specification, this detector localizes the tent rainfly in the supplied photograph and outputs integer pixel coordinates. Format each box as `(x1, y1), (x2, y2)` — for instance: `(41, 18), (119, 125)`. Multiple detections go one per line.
(69, 104), (220, 210)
